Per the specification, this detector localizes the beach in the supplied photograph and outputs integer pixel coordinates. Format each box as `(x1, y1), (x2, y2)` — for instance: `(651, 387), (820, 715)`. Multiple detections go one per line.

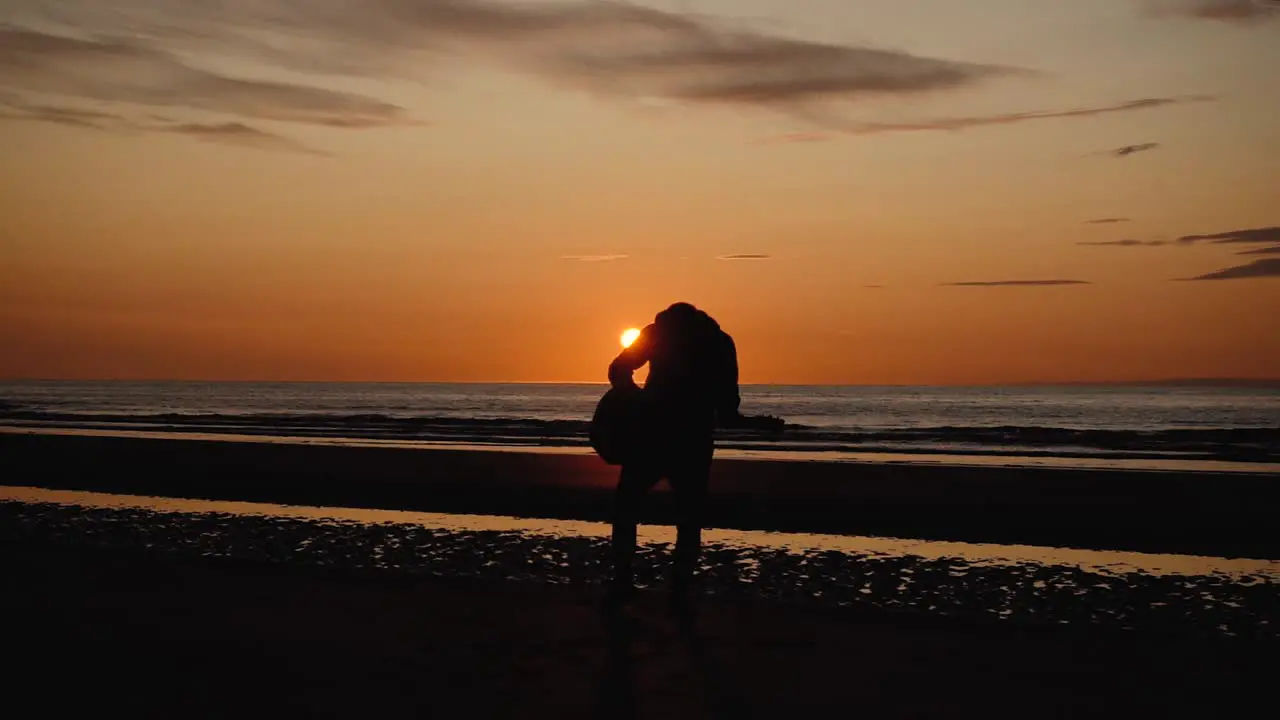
(5, 430), (1278, 717)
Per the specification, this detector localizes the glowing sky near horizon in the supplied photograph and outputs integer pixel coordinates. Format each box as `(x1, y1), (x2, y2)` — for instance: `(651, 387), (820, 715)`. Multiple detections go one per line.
(1, 0), (1278, 384)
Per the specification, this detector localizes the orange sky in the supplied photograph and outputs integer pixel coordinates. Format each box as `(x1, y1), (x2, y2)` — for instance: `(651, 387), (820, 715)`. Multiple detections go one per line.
(1, 0), (1278, 384)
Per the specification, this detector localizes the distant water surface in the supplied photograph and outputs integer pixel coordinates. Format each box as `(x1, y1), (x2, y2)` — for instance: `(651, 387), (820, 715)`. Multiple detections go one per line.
(1, 381), (1277, 470)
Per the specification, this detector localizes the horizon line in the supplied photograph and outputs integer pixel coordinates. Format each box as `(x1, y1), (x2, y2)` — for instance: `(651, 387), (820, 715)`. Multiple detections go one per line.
(3, 377), (1278, 388)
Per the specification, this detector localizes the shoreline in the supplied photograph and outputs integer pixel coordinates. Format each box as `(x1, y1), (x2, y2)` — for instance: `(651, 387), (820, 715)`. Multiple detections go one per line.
(5, 377), (1279, 387)
(5, 432), (1278, 558)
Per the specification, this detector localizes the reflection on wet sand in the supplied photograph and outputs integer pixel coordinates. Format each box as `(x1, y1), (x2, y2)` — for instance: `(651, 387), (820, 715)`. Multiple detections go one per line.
(3, 486), (1276, 639)
(5, 426), (1277, 473)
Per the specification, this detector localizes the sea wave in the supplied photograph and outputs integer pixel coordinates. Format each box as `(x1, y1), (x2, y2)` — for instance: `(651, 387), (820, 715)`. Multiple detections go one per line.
(2, 409), (1277, 462)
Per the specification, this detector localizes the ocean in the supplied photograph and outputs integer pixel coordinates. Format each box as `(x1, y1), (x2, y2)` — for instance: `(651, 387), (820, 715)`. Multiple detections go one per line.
(2, 381), (1277, 471)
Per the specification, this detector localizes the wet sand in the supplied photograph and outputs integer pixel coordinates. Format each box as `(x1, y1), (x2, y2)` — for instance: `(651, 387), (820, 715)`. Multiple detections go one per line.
(5, 492), (1275, 638)
(5, 542), (1272, 719)
(4, 432), (1278, 558)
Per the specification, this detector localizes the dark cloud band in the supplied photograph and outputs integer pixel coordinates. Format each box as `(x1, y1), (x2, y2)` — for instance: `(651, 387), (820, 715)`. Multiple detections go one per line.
(0, 96), (326, 155)
(1178, 226), (1280, 245)
(943, 280), (1091, 287)
(1180, 258), (1280, 280)
(1077, 239), (1169, 247)
(1145, 0), (1280, 23)
(0, 26), (411, 128)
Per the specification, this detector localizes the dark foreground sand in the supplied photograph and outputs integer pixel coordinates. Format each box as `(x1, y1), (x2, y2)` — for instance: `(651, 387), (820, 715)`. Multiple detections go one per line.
(5, 542), (1272, 719)
(4, 433), (1278, 558)
(5, 433), (1276, 716)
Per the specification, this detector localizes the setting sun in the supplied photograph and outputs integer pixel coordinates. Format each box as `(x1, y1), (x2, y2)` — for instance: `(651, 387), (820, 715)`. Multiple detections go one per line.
(620, 328), (641, 349)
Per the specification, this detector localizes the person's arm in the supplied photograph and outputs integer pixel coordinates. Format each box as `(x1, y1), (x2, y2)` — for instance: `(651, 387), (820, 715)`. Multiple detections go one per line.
(608, 324), (654, 390)
(716, 333), (742, 425)
(716, 332), (785, 431)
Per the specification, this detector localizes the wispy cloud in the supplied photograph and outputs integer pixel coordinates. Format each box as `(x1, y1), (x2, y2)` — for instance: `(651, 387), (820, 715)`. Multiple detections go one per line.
(1102, 142), (1160, 158)
(1177, 226), (1280, 245)
(0, 27), (412, 128)
(760, 96), (1212, 140)
(4, 1), (1019, 128)
(1077, 239), (1170, 247)
(754, 131), (833, 145)
(0, 100), (120, 130)
(1086, 217), (1132, 224)
(159, 122), (329, 156)
(717, 254), (771, 260)
(943, 280), (1091, 287)
(835, 96), (1211, 135)
(4, 2), (1225, 140)
(559, 254), (629, 262)
(1180, 258), (1280, 280)
(0, 96), (326, 155)
(1237, 245), (1280, 255)
(1145, 0), (1280, 23)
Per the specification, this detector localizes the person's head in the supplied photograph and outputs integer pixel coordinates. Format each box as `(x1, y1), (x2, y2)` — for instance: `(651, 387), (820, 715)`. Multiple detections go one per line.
(655, 302), (720, 333)
(658, 302), (699, 322)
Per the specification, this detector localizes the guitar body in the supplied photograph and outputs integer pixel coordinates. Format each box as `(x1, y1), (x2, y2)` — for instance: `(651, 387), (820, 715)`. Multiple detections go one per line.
(589, 386), (649, 466)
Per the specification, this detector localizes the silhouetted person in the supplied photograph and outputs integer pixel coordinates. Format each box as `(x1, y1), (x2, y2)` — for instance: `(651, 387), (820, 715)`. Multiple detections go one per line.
(606, 302), (743, 609)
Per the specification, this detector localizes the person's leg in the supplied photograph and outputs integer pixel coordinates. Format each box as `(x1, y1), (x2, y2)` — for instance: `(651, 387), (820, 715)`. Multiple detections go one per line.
(610, 463), (658, 597)
(669, 446), (712, 597)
